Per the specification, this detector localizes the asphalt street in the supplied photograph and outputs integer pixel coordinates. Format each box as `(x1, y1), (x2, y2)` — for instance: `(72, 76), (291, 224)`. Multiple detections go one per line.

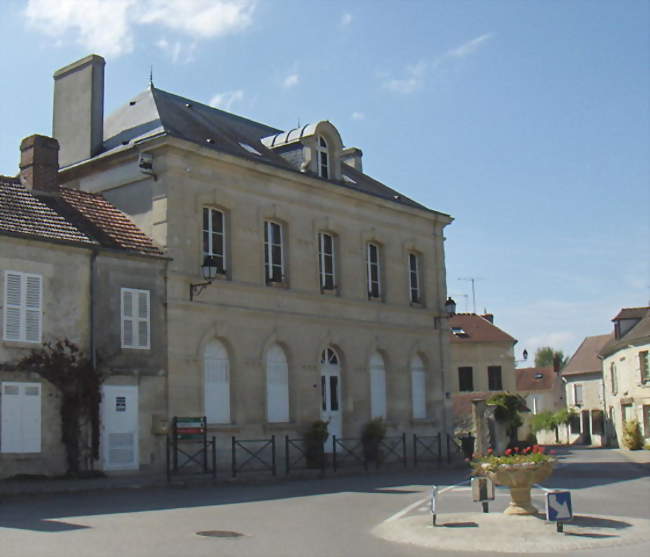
(0, 447), (648, 557)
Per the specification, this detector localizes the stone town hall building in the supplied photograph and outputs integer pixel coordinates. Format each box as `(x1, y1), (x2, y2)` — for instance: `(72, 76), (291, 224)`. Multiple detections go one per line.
(3, 54), (454, 473)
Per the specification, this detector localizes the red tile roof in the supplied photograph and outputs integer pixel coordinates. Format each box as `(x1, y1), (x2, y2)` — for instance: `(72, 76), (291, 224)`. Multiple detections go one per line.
(562, 333), (613, 376)
(449, 313), (516, 344)
(516, 366), (556, 391)
(0, 175), (95, 245)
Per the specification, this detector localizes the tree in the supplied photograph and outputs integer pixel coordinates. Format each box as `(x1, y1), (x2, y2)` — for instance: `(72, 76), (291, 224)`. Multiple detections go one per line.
(534, 346), (568, 370)
(530, 409), (576, 443)
(17, 339), (104, 476)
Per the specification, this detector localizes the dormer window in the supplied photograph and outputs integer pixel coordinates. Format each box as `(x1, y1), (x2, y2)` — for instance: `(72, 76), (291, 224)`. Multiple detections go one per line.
(317, 136), (329, 179)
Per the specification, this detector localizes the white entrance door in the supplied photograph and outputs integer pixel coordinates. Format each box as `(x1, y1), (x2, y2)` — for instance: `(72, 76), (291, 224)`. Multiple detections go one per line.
(320, 348), (342, 450)
(101, 385), (139, 471)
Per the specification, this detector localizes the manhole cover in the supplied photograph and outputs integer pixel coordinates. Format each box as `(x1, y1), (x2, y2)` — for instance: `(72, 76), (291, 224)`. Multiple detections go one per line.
(196, 530), (243, 538)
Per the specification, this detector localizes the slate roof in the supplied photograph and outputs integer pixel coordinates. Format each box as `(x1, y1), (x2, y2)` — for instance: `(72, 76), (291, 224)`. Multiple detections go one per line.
(101, 87), (437, 214)
(0, 175), (95, 245)
(516, 366), (556, 391)
(449, 313), (516, 344)
(562, 333), (613, 377)
(0, 175), (162, 256)
(612, 307), (649, 321)
(600, 307), (650, 359)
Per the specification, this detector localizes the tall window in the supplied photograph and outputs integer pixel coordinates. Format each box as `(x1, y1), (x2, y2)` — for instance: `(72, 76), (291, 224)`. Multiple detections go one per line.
(369, 352), (387, 419)
(610, 363), (618, 395)
(317, 135), (329, 179)
(409, 253), (421, 304)
(319, 232), (336, 290)
(202, 208), (226, 273)
(488, 366), (503, 391)
(367, 243), (381, 299)
(266, 344), (289, 422)
(573, 383), (583, 406)
(121, 288), (150, 349)
(639, 351), (650, 383)
(204, 340), (230, 424)
(264, 221), (284, 283)
(458, 367), (473, 392)
(411, 355), (426, 419)
(3, 271), (42, 343)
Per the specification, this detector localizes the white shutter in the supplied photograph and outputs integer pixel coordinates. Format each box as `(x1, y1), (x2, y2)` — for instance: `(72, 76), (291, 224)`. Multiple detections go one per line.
(266, 345), (289, 423)
(21, 383), (42, 452)
(24, 275), (42, 342)
(204, 341), (230, 424)
(4, 273), (22, 341)
(122, 289), (134, 347)
(121, 289), (150, 349)
(1, 382), (41, 453)
(411, 356), (426, 419)
(137, 290), (149, 348)
(369, 352), (386, 419)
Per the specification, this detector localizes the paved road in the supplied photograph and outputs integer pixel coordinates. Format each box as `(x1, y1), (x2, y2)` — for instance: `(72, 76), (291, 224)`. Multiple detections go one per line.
(0, 448), (648, 556)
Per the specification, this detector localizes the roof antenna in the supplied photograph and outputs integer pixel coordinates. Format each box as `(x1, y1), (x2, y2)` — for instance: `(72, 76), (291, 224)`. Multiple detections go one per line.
(297, 117), (301, 129)
(149, 65), (154, 88)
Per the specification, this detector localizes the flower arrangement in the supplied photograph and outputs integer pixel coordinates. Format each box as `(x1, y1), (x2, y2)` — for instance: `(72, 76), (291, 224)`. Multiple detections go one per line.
(471, 445), (556, 474)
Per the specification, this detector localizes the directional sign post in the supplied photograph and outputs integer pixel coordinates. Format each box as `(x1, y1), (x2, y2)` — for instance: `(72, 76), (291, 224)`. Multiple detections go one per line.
(546, 491), (572, 533)
(471, 476), (495, 513)
(431, 485), (438, 526)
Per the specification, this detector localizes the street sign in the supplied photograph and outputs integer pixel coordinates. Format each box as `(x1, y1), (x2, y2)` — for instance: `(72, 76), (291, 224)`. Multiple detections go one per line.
(546, 491), (572, 522)
(471, 476), (494, 502)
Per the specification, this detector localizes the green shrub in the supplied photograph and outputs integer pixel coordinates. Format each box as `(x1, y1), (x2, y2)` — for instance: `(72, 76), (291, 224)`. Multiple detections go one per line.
(361, 418), (387, 462)
(303, 420), (329, 468)
(622, 419), (643, 450)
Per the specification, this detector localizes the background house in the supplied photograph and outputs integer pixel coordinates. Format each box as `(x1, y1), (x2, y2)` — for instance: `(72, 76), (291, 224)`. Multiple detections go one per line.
(516, 365), (564, 444)
(51, 55), (454, 466)
(600, 307), (650, 446)
(0, 135), (167, 477)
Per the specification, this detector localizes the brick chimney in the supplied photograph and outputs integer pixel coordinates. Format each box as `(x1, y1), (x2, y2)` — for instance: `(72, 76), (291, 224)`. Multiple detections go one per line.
(20, 135), (60, 192)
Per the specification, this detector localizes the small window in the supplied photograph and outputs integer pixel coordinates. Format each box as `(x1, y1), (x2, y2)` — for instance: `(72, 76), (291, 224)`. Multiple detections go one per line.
(318, 232), (336, 290)
(202, 208), (226, 273)
(451, 327), (468, 337)
(264, 221), (285, 283)
(367, 243), (381, 299)
(3, 271), (42, 343)
(458, 367), (473, 392)
(569, 413), (581, 434)
(121, 288), (150, 349)
(488, 366), (503, 391)
(573, 384), (583, 406)
(317, 135), (329, 179)
(639, 351), (650, 383)
(408, 253), (421, 304)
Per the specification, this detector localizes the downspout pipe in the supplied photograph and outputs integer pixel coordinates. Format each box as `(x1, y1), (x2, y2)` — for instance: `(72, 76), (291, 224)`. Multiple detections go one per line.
(90, 248), (98, 370)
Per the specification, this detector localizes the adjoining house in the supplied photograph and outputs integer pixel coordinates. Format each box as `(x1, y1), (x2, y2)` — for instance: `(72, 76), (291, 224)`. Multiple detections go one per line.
(516, 365), (565, 444)
(0, 135), (167, 477)
(561, 333), (613, 446)
(600, 307), (650, 445)
(448, 313), (517, 430)
(49, 54), (454, 467)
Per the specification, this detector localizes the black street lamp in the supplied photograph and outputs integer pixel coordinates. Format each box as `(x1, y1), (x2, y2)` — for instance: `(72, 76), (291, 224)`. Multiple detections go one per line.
(445, 296), (457, 317)
(190, 256), (219, 301)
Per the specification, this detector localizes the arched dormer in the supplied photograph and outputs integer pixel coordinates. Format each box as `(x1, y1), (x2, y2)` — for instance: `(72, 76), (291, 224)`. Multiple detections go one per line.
(261, 121), (344, 181)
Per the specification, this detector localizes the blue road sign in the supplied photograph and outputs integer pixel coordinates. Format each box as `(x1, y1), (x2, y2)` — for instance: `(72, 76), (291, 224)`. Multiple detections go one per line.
(546, 491), (573, 522)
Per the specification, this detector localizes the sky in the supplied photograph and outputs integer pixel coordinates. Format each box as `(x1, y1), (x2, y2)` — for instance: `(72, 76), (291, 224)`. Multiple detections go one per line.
(0, 0), (648, 363)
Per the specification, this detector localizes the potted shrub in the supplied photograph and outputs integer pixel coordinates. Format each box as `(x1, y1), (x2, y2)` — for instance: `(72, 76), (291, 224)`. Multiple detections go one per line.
(622, 419), (643, 450)
(361, 418), (386, 462)
(303, 420), (329, 468)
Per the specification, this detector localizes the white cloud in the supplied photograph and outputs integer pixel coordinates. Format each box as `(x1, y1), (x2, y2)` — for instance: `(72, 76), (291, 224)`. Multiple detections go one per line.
(283, 73), (300, 89)
(209, 89), (244, 111)
(351, 111), (365, 120)
(340, 13), (352, 26)
(24, 0), (255, 59)
(382, 60), (427, 94)
(447, 33), (494, 58)
(156, 38), (197, 64)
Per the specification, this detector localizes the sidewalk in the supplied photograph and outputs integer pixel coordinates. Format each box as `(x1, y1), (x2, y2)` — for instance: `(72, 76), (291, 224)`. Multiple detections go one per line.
(613, 447), (650, 471)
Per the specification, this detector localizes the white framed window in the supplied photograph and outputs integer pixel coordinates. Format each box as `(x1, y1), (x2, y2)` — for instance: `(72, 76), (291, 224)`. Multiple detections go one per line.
(202, 207), (226, 273)
(317, 135), (329, 179)
(121, 288), (150, 349)
(573, 383), (583, 406)
(408, 253), (421, 304)
(266, 344), (289, 423)
(318, 232), (336, 290)
(367, 243), (381, 299)
(369, 352), (387, 419)
(610, 363), (618, 395)
(410, 355), (426, 419)
(3, 271), (42, 343)
(264, 221), (285, 283)
(204, 340), (230, 424)
(1, 382), (42, 453)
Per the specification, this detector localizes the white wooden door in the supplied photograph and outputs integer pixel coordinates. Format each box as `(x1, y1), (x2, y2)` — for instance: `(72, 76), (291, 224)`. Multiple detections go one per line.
(320, 348), (342, 450)
(0, 382), (41, 453)
(101, 385), (139, 470)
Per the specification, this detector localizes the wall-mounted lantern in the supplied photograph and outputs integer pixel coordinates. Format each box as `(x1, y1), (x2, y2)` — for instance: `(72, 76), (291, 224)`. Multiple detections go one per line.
(445, 297), (457, 317)
(189, 256), (219, 301)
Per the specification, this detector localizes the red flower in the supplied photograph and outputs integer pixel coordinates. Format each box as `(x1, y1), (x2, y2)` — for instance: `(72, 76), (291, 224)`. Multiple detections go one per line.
(505, 448), (512, 456)
(524, 447), (531, 453)
(487, 448), (493, 454)
(514, 447), (520, 453)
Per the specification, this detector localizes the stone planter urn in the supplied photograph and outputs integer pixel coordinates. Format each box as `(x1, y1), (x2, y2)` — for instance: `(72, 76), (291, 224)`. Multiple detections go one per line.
(485, 462), (553, 515)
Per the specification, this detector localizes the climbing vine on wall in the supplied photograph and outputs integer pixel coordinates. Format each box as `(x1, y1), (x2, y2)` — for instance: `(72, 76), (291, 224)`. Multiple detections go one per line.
(17, 339), (104, 476)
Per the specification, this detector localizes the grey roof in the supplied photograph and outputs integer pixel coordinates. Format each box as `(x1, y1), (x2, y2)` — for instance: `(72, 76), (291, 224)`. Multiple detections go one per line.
(562, 333), (613, 376)
(600, 308), (650, 358)
(102, 87), (439, 214)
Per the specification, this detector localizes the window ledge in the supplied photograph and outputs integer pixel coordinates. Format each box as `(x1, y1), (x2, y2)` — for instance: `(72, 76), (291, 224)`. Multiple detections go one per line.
(207, 424), (241, 433)
(320, 287), (338, 296)
(410, 301), (425, 309)
(263, 421), (296, 432)
(1, 339), (41, 348)
(410, 418), (432, 426)
(367, 296), (384, 303)
(266, 280), (289, 289)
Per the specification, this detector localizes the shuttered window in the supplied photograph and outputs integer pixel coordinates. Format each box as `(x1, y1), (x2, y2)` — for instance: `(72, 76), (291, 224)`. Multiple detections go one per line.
(266, 344), (289, 423)
(3, 271), (42, 343)
(369, 352), (387, 419)
(204, 340), (230, 424)
(0, 382), (42, 453)
(121, 288), (150, 349)
(411, 355), (426, 419)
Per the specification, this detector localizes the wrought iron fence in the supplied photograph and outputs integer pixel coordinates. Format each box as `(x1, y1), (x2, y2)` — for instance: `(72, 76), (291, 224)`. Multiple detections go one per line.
(412, 433), (442, 467)
(331, 436), (367, 471)
(284, 436), (326, 476)
(231, 436), (276, 477)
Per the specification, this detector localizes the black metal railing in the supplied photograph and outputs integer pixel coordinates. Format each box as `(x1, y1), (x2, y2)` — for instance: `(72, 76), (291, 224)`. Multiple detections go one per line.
(446, 433), (465, 463)
(231, 436), (276, 477)
(331, 436), (366, 471)
(376, 433), (408, 468)
(413, 433), (442, 467)
(166, 435), (216, 482)
(284, 436), (326, 476)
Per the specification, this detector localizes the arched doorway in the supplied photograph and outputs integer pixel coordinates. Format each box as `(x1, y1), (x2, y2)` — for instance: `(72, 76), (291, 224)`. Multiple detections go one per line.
(320, 347), (342, 445)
